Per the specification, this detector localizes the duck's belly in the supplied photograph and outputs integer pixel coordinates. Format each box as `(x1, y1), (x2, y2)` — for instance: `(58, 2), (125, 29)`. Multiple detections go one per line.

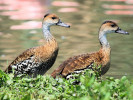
(101, 62), (110, 75)
(30, 50), (59, 77)
(12, 50), (58, 77)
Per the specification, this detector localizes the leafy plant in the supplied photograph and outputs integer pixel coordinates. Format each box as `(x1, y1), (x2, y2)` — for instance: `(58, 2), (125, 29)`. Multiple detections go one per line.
(0, 69), (133, 100)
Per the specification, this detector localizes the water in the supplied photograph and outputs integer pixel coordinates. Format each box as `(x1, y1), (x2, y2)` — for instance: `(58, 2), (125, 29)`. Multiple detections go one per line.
(0, 0), (133, 78)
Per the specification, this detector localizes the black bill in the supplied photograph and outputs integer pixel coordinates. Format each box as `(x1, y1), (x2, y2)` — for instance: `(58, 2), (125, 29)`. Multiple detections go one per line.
(115, 27), (129, 35)
(56, 20), (70, 28)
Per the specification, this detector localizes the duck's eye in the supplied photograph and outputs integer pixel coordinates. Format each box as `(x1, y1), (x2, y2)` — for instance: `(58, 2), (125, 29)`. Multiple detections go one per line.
(51, 17), (57, 20)
(111, 24), (116, 27)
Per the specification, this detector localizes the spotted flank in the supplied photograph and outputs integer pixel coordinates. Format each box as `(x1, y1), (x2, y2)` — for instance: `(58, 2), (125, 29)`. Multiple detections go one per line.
(66, 63), (94, 79)
(9, 56), (39, 77)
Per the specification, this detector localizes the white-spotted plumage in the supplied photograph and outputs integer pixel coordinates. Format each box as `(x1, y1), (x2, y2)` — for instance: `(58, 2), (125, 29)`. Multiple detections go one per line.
(66, 63), (94, 79)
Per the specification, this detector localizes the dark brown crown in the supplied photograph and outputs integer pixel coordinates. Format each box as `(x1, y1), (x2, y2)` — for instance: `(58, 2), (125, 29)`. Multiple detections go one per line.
(44, 14), (50, 18)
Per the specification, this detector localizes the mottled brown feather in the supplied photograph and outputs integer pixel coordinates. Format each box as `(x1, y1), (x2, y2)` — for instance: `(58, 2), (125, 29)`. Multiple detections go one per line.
(51, 20), (128, 78)
(51, 47), (111, 78)
(5, 39), (58, 73)
(5, 48), (36, 73)
(5, 13), (70, 77)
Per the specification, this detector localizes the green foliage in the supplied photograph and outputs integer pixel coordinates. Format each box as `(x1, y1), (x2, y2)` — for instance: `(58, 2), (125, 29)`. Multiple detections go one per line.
(0, 69), (133, 100)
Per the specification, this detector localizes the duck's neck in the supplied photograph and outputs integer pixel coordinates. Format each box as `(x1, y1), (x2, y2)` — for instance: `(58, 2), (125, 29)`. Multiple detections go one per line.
(99, 31), (110, 48)
(42, 23), (54, 42)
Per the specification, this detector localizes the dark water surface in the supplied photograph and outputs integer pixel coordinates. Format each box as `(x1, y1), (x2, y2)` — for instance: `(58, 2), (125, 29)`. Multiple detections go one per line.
(0, 0), (133, 78)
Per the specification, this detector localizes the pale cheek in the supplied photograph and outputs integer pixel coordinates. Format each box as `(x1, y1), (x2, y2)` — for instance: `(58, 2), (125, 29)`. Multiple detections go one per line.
(54, 19), (58, 23)
(45, 20), (54, 23)
(111, 27), (117, 30)
(106, 30), (113, 33)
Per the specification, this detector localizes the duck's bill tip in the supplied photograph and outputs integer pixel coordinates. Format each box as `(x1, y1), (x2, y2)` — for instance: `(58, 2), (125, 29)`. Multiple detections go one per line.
(115, 28), (129, 35)
(56, 22), (70, 28)
(56, 20), (70, 28)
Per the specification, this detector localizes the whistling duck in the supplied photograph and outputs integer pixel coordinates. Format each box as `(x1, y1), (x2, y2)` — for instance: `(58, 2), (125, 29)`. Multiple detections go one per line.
(5, 14), (70, 77)
(51, 21), (129, 79)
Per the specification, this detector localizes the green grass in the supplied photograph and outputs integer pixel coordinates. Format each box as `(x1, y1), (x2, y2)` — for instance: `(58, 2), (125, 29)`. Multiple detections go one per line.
(0, 69), (133, 100)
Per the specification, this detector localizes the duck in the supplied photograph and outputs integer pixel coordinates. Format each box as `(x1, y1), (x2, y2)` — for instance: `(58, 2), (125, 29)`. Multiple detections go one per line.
(51, 21), (129, 79)
(5, 13), (70, 77)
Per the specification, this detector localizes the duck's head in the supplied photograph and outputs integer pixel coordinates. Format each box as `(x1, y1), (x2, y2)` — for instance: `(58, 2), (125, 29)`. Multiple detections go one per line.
(43, 13), (70, 28)
(99, 21), (129, 35)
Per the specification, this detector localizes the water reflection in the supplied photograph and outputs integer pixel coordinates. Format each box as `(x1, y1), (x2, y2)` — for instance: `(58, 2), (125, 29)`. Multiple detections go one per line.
(101, 0), (126, 2)
(105, 10), (133, 15)
(0, 0), (46, 20)
(101, 0), (133, 4)
(52, 1), (79, 6)
(0, 0), (133, 78)
(52, 1), (79, 12)
(58, 8), (79, 12)
(103, 5), (133, 9)
(11, 21), (41, 30)
(102, 0), (133, 15)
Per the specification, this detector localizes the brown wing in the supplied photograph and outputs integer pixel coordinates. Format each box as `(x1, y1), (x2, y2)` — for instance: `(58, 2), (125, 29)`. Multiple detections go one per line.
(5, 47), (36, 73)
(51, 52), (101, 78)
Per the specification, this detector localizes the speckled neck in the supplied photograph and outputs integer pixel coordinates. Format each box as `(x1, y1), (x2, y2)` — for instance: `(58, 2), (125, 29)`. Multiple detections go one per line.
(99, 30), (110, 48)
(42, 23), (54, 42)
